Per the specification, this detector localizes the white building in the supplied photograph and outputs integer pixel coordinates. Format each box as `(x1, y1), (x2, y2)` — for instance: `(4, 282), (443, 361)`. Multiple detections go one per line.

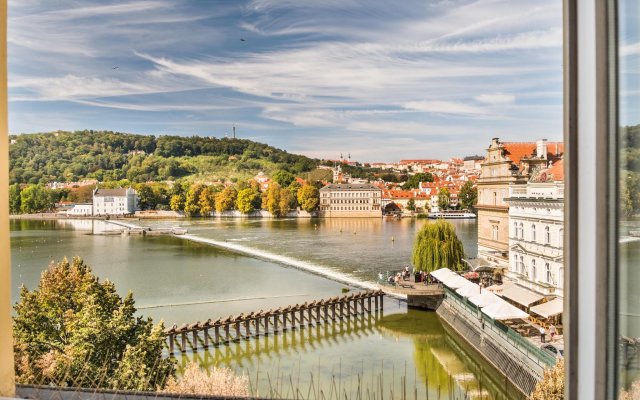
(319, 183), (382, 217)
(506, 160), (564, 297)
(92, 188), (138, 216)
(67, 204), (93, 216)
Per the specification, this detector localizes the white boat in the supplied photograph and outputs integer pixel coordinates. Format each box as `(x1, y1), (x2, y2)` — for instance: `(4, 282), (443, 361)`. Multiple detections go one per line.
(428, 211), (476, 219)
(171, 226), (188, 235)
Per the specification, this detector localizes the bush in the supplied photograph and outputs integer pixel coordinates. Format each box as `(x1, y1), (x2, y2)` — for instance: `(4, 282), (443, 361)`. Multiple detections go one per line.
(162, 362), (249, 397)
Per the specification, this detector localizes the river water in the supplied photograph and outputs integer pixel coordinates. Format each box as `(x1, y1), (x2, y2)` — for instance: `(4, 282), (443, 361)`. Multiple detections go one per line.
(10, 218), (522, 399)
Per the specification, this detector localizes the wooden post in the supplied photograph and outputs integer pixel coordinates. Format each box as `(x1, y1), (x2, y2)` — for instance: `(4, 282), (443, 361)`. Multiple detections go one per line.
(264, 312), (270, 335)
(168, 334), (175, 356)
(203, 328), (209, 349)
(367, 295), (372, 313)
(316, 304), (322, 324)
(214, 324), (221, 345)
(255, 315), (261, 337)
(380, 292), (384, 310)
(181, 331), (187, 353)
(360, 297), (365, 315)
(339, 301), (344, 319)
(344, 299), (351, 318)
(282, 308), (289, 331)
(307, 306), (314, 326)
(299, 307), (305, 328)
(375, 294), (379, 311)
(235, 320), (241, 342)
(273, 311), (279, 333)
(244, 318), (251, 340)
(192, 330), (198, 351)
(224, 323), (231, 343)
(290, 307), (297, 330)
(331, 302), (337, 320)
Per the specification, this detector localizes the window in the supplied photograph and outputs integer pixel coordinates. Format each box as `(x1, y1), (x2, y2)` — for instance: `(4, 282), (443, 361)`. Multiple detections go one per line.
(513, 221), (518, 237)
(545, 226), (551, 244)
(519, 222), (524, 239)
(531, 224), (536, 242)
(531, 259), (536, 281)
(545, 263), (551, 284)
(519, 256), (524, 275)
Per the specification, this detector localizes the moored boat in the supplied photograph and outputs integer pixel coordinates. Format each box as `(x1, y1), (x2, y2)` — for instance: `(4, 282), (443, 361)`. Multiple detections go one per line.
(428, 211), (476, 219)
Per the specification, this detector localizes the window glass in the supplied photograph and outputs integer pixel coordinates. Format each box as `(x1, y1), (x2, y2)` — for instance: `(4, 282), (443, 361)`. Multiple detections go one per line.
(616, 0), (640, 395)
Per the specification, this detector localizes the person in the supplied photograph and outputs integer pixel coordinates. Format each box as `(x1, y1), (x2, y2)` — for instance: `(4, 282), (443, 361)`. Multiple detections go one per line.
(540, 326), (547, 343)
(549, 324), (556, 341)
(378, 272), (384, 282)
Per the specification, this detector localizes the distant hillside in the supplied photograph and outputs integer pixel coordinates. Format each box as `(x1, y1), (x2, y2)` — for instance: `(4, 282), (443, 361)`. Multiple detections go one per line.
(9, 130), (319, 184)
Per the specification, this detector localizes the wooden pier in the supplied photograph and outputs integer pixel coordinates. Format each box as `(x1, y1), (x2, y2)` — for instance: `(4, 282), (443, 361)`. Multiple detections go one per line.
(165, 290), (384, 355)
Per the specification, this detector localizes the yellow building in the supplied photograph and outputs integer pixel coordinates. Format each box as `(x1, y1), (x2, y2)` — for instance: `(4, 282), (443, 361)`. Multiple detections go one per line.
(476, 138), (563, 270)
(319, 183), (382, 218)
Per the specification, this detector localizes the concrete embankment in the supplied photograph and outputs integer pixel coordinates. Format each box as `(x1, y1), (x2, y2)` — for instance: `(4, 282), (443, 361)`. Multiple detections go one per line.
(435, 290), (557, 396)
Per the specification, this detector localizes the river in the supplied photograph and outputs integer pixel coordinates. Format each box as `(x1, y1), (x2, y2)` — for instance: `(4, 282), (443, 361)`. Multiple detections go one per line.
(10, 217), (523, 399)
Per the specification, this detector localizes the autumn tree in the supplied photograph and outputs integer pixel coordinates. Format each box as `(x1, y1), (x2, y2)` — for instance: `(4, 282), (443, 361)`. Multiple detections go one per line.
(169, 194), (185, 212)
(459, 180), (477, 210)
(297, 184), (320, 212)
(236, 188), (261, 214)
(411, 220), (465, 272)
(437, 187), (451, 211)
(198, 186), (217, 216)
(278, 188), (295, 216)
(13, 257), (174, 390)
(266, 183), (283, 217)
(215, 186), (238, 213)
(184, 184), (206, 216)
(529, 358), (564, 400)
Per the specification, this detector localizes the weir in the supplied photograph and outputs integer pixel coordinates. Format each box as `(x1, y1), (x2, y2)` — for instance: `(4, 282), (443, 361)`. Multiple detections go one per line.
(164, 290), (384, 356)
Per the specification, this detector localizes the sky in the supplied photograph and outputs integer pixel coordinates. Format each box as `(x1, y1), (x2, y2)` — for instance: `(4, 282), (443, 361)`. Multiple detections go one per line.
(8, 0), (564, 162)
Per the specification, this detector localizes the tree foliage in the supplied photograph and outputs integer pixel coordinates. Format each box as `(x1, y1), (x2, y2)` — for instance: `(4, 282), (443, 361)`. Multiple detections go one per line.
(459, 180), (477, 210)
(272, 170), (295, 187)
(529, 358), (564, 400)
(214, 186), (238, 213)
(402, 172), (434, 189)
(407, 198), (416, 212)
(297, 184), (320, 212)
(9, 184), (21, 213)
(411, 220), (465, 272)
(437, 188), (451, 211)
(236, 188), (261, 214)
(13, 257), (174, 390)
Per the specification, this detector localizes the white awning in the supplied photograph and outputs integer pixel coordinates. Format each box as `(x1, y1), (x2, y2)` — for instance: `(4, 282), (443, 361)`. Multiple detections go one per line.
(529, 298), (564, 319)
(481, 300), (530, 320)
(430, 268), (475, 290)
(500, 285), (545, 308)
(468, 291), (501, 308)
(485, 282), (513, 294)
(429, 268), (456, 283)
(456, 283), (481, 298)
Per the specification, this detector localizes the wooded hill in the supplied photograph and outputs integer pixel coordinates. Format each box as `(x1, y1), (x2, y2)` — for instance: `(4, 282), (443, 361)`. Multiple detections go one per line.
(9, 130), (320, 184)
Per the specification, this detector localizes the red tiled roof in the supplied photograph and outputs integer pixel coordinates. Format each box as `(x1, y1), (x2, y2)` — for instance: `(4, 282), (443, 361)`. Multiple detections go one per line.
(549, 159), (564, 182)
(501, 142), (564, 165)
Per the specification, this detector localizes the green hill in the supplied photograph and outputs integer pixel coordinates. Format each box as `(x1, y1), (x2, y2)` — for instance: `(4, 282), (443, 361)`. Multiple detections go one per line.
(9, 130), (319, 184)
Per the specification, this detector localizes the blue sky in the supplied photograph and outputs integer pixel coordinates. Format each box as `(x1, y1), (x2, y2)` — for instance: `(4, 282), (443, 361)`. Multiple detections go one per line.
(8, 0), (563, 161)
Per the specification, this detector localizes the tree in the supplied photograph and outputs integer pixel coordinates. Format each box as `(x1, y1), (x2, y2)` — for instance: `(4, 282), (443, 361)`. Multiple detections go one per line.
(20, 184), (52, 213)
(411, 220), (465, 272)
(407, 198), (416, 212)
(169, 194), (185, 212)
(13, 257), (174, 390)
(459, 180), (477, 210)
(297, 184), (319, 212)
(198, 186), (217, 216)
(9, 184), (21, 214)
(214, 186), (238, 213)
(272, 170), (295, 187)
(184, 184), (205, 216)
(266, 183), (283, 217)
(402, 172), (434, 190)
(529, 358), (564, 400)
(437, 188), (451, 211)
(236, 188), (260, 214)
(136, 184), (156, 210)
(278, 188), (294, 216)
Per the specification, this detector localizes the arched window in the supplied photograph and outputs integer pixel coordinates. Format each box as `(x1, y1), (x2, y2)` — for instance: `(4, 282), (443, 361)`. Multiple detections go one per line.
(513, 254), (518, 272)
(531, 224), (536, 242)
(546, 263), (552, 283)
(545, 226), (551, 244)
(519, 256), (525, 274)
(513, 222), (518, 237)
(531, 259), (536, 280)
(519, 223), (524, 239)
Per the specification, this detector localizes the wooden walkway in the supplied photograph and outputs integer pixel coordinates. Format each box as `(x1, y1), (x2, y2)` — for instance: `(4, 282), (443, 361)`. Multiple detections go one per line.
(165, 290), (384, 355)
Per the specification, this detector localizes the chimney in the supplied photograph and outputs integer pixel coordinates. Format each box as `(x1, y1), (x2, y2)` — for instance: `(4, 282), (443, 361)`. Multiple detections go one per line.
(491, 137), (499, 146)
(537, 139), (548, 159)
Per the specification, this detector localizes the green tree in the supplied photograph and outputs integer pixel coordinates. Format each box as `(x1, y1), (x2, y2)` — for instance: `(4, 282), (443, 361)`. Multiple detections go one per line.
(136, 184), (156, 210)
(20, 184), (52, 213)
(411, 220), (465, 272)
(407, 198), (416, 212)
(459, 180), (478, 210)
(297, 184), (320, 212)
(272, 170), (295, 187)
(236, 188), (260, 214)
(402, 172), (434, 190)
(215, 186), (238, 213)
(437, 188), (451, 211)
(9, 184), (22, 214)
(13, 257), (174, 390)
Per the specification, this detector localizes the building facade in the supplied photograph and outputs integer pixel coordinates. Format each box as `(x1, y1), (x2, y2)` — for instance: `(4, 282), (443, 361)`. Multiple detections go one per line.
(506, 161), (564, 297)
(476, 138), (563, 270)
(92, 187), (137, 216)
(319, 183), (382, 217)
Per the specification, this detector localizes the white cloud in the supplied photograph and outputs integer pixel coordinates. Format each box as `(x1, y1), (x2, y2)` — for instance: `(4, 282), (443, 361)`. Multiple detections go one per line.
(475, 93), (516, 105)
(403, 100), (486, 116)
